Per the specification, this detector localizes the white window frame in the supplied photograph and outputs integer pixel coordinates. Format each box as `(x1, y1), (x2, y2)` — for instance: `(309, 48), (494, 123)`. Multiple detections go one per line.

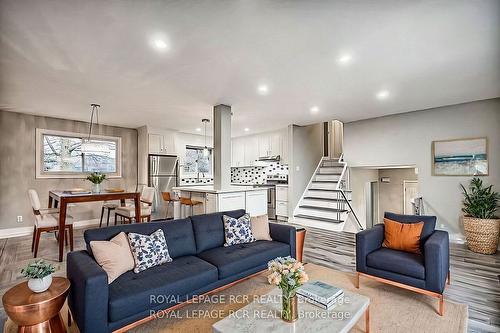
(182, 145), (213, 178)
(35, 128), (122, 179)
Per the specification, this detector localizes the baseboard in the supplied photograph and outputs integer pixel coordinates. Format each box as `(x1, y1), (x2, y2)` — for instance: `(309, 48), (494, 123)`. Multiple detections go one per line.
(0, 219), (100, 239)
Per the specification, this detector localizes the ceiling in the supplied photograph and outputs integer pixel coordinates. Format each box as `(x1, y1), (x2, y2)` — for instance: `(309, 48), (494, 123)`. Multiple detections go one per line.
(1, 0), (499, 137)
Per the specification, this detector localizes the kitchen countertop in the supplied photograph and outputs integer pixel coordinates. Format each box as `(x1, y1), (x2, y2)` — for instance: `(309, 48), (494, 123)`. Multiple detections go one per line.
(172, 185), (268, 194)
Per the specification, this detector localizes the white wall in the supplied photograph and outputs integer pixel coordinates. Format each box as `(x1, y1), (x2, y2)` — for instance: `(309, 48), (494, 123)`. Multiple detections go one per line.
(289, 123), (323, 216)
(344, 98), (500, 238)
(345, 168), (379, 232)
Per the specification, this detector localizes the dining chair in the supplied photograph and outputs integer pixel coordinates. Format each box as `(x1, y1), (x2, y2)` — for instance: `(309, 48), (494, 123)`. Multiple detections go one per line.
(180, 197), (203, 217)
(161, 191), (177, 219)
(115, 186), (155, 223)
(28, 189), (74, 258)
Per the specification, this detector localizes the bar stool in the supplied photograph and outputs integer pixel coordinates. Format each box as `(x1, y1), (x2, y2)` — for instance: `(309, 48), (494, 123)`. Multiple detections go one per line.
(180, 197), (203, 217)
(161, 192), (177, 219)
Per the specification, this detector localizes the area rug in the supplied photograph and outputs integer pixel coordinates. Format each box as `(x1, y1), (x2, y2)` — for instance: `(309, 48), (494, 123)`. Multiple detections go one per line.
(4, 263), (467, 333)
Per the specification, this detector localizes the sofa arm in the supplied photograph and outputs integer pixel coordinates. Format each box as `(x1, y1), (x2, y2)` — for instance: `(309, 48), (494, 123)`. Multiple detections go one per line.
(269, 222), (297, 259)
(356, 224), (384, 272)
(424, 230), (449, 294)
(67, 251), (109, 333)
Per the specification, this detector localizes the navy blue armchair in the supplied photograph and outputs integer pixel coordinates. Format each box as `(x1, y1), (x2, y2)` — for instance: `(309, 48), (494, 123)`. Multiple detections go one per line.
(355, 212), (450, 315)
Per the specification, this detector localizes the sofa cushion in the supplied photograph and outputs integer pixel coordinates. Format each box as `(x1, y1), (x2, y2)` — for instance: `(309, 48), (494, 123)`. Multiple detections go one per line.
(190, 210), (246, 253)
(84, 218), (197, 259)
(128, 229), (172, 273)
(384, 212), (436, 244)
(197, 240), (290, 279)
(366, 247), (425, 280)
(108, 255), (218, 322)
(223, 213), (255, 246)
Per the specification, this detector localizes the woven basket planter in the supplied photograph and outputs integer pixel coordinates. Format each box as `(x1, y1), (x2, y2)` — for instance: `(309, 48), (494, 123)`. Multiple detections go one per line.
(463, 216), (500, 254)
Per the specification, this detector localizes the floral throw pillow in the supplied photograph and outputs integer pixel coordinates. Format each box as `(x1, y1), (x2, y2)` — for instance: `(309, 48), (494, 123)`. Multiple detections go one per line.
(128, 229), (172, 273)
(223, 214), (256, 247)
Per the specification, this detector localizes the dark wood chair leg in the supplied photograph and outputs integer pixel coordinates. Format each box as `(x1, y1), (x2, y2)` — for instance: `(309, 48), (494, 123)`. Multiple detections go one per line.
(106, 208), (112, 227)
(31, 226), (36, 252)
(114, 213), (118, 225)
(99, 206), (105, 227)
(33, 229), (41, 258)
(147, 215), (151, 222)
(68, 225), (74, 252)
(447, 270), (451, 285)
(65, 230), (69, 246)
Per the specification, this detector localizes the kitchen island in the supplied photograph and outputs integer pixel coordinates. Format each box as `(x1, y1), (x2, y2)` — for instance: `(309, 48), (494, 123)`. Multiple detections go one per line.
(172, 185), (268, 218)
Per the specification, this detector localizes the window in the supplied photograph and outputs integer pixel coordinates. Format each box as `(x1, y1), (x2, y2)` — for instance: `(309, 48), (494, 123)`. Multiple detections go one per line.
(183, 146), (212, 175)
(36, 129), (121, 178)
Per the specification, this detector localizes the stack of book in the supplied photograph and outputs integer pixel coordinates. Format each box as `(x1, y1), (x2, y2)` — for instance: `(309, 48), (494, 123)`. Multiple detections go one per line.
(297, 280), (344, 310)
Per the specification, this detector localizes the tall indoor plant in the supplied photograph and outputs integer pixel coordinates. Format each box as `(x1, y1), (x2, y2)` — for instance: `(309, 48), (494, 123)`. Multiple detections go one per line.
(87, 172), (106, 193)
(267, 256), (308, 322)
(461, 178), (499, 254)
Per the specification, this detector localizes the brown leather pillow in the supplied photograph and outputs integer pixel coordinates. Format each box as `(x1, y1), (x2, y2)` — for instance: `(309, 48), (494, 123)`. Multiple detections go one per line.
(382, 218), (424, 254)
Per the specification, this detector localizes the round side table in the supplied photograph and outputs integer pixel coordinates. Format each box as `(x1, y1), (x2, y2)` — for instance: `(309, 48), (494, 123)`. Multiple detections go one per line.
(2, 277), (70, 333)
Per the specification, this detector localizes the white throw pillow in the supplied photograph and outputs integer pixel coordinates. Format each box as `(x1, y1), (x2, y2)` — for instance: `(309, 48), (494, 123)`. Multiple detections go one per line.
(90, 232), (135, 283)
(128, 229), (172, 273)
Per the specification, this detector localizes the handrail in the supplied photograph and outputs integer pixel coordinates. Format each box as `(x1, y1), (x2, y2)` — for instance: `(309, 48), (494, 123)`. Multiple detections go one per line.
(339, 189), (364, 231)
(293, 156), (326, 217)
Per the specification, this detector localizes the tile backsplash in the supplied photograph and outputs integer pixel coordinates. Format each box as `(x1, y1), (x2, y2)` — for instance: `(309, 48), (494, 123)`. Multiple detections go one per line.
(180, 177), (214, 185)
(231, 162), (289, 185)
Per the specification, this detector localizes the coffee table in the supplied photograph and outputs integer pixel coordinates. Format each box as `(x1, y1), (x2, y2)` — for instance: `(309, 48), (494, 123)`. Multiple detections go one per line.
(212, 287), (370, 333)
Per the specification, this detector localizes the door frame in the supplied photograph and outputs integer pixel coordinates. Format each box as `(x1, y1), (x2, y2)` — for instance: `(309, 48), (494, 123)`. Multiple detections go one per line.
(403, 180), (419, 214)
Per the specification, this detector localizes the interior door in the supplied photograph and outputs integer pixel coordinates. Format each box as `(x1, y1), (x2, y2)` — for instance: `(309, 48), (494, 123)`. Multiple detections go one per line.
(404, 181), (419, 214)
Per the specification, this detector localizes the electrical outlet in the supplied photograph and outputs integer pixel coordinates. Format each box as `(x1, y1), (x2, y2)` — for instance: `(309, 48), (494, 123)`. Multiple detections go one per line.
(17, 215), (23, 223)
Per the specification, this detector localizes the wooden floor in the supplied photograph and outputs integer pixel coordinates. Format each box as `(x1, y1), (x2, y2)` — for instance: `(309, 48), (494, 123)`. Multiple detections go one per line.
(0, 225), (499, 332)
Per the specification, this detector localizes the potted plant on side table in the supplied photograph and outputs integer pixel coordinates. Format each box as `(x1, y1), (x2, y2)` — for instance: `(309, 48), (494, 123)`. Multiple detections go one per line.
(267, 256), (309, 322)
(461, 177), (499, 254)
(22, 259), (56, 293)
(87, 172), (106, 193)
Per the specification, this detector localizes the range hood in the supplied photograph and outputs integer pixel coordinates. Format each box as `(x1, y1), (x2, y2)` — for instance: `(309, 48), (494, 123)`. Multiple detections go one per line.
(257, 155), (281, 162)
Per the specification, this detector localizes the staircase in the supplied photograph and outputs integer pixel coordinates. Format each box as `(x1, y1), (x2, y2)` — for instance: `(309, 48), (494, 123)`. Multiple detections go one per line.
(293, 157), (355, 231)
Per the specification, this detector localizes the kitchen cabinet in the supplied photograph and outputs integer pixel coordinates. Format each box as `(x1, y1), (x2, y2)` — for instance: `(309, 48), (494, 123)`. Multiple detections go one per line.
(276, 184), (288, 221)
(245, 190), (268, 216)
(232, 138), (245, 167)
(205, 193), (217, 214)
(148, 130), (175, 155)
(244, 136), (259, 166)
(218, 192), (246, 211)
(258, 135), (270, 157)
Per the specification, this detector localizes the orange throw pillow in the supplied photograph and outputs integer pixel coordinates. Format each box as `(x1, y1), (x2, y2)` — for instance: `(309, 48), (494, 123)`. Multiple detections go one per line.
(382, 218), (424, 254)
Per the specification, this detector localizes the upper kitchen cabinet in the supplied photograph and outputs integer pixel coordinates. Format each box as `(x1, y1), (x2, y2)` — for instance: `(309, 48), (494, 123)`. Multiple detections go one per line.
(231, 137), (245, 167)
(148, 129), (176, 155)
(244, 135), (259, 166)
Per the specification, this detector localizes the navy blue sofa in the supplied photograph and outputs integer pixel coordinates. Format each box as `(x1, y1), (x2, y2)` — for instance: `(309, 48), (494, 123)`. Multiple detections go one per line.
(355, 212), (450, 315)
(67, 209), (297, 333)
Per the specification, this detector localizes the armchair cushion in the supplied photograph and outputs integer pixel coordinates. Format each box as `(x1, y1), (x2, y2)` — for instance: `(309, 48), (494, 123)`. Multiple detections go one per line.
(384, 212), (436, 244)
(424, 230), (449, 293)
(366, 247), (425, 280)
(356, 223), (385, 272)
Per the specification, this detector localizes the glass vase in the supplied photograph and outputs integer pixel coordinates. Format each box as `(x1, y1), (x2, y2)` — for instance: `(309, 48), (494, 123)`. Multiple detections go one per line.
(281, 292), (298, 322)
(91, 183), (101, 194)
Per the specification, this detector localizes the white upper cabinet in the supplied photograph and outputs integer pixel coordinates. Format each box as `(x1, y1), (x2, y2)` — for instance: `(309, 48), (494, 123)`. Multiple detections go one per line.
(244, 136), (259, 165)
(231, 128), (289, 167)
(148, 129), (176, 155)
(258, 135), (271, 157)
(232, 137), (245, 167)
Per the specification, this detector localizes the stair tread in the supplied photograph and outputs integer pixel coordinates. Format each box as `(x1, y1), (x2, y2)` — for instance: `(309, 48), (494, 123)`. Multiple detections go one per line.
(317, 172), (342, 175)
(303, 196), (352, 202)
(299, 205), (348, 212)
(313, 180), (340, 183)
(308, 188), (352, 192)
(294, 214), (344, 223)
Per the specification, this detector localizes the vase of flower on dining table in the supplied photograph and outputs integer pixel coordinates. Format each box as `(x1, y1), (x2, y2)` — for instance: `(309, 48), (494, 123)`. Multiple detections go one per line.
(267, 256), (309, 322)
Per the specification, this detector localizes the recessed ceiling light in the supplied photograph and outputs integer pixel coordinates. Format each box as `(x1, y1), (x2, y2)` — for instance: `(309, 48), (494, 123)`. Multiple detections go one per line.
(244, 128), (250, 132)
(310, 106), (320, 114)
(195, 128), (201, 132)
(337, 54), (352, 65)
(257, 84), (269, 95)
(376, 90), (390, 100)
(149, 35), (170, 52)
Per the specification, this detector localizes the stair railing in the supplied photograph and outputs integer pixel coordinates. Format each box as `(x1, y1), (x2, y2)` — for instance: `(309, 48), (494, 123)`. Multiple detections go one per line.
(336, 158), (364, 230)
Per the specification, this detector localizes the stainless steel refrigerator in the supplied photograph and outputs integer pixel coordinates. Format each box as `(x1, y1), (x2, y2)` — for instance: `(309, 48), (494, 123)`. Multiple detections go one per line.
(148, 155), (178, 216)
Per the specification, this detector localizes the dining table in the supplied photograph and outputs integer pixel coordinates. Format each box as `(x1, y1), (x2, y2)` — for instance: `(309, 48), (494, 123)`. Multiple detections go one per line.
(48, 190), (141, 262)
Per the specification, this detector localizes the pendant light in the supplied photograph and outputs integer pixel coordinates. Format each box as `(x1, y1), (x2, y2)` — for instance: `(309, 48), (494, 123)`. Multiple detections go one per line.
(202, 118), (210, 157)
(81, 103), (109, 153)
